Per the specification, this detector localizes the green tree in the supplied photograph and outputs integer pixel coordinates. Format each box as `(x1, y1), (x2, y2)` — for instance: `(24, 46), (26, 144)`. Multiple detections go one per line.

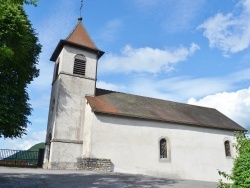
(0, 0), (41, 138)
(11, 0), (38, 5)
(218, 132), (250, 188)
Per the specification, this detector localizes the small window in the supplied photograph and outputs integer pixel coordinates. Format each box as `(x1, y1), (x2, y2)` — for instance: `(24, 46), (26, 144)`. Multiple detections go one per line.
(224, 140), (231, 157)
(47, 133), (52, 161)
(48, 133), (52, 144)
(51, 99), (55, 113)
(160, 138), (167, 158)
(54, 58), (60, 80)
(159, 137), (170, 162)
(73, 54), (86, 76)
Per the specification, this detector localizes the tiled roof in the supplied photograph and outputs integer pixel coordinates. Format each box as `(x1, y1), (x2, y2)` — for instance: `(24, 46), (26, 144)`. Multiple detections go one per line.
(50, 21), (104, 61)
(86, 88), (246, 131)
(66, 21), (97, 50)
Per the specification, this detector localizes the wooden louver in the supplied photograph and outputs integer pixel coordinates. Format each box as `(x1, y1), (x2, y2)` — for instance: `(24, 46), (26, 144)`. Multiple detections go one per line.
(73, 55), (86, 76)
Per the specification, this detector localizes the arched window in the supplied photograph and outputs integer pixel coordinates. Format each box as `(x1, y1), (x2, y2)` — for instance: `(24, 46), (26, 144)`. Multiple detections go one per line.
(73, 54), (86, 76)
(160, 138), (167, 158)
(224, 140), (231, 157)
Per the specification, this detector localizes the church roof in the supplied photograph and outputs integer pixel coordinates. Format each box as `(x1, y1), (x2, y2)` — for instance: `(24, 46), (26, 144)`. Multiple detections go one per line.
(86, 88), (246, 131)
(66, 21), (98, 50)
(50, 20), (104, 61)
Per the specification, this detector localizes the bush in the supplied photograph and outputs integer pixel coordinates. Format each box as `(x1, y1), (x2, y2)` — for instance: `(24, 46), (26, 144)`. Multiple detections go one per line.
(218, 132), (250, 188)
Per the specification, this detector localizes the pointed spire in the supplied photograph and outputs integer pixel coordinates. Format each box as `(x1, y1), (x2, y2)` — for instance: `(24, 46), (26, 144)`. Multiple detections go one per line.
(65, 0), (98, 50)
(50, 0), (104, 61)
(66, 21), (98, 50)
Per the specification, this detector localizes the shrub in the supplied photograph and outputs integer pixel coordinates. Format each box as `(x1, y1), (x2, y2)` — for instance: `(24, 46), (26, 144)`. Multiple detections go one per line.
(218, 132), (250, 188)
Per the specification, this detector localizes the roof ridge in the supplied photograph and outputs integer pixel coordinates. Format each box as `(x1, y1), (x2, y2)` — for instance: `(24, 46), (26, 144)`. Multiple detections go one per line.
(88, 88), (245, 131)
(66, 21), (79, 40)
(92, 109), (239, 131)
(78, 21), (98, 49)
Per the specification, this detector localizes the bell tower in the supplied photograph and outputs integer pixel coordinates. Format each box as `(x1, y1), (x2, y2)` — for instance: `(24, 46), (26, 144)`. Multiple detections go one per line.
(43, 18), (104, 169)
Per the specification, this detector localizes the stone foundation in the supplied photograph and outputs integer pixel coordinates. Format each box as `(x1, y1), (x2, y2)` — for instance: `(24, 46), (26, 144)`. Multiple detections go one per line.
(77, 158), (111, 172)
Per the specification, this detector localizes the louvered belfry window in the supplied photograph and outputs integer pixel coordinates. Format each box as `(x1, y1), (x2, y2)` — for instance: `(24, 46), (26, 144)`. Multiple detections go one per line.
(73, 54), (86, 76)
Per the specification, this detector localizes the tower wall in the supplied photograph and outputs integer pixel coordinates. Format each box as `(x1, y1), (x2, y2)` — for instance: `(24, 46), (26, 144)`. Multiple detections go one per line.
(43, 44), (99, 169)
(60, 45), (98, 79)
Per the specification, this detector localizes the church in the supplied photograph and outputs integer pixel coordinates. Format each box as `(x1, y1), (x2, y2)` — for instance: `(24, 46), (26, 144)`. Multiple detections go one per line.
(43, 17), (246, 182)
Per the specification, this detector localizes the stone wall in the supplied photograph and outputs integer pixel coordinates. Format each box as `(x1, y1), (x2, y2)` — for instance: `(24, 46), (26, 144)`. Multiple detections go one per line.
(77, 158), (111, 172)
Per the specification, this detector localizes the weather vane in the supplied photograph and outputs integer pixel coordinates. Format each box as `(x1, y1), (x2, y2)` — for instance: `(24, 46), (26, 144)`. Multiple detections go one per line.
(78, 0), (84, 21)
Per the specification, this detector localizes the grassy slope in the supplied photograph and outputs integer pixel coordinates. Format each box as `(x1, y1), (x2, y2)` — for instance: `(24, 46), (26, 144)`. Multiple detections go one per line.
(28, 142), (45, 151)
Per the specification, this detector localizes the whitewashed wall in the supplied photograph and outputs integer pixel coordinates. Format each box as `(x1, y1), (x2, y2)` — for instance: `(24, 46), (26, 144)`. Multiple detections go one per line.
(44, 45), (98, 169)
(48, 141), (82, 169)
(60, 45), (98, 80)
(83, 103), (235, 182)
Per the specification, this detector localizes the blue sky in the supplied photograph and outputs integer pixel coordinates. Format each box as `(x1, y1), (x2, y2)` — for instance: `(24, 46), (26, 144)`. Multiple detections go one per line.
(1, 0), (250, 149)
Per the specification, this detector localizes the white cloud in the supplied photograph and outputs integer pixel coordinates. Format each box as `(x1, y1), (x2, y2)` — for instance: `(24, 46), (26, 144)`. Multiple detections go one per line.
(97, 71), (250, 132)
(99, 43), (200, 74)
(198, 0), (250, 55)
(120, 76), (232, 102)
(229, 68), (250, 82)
(97, 68), (250, 106)
(188, 87), (250, 130)
(97, 81), (125, 91)
(5, 131), (46, 150)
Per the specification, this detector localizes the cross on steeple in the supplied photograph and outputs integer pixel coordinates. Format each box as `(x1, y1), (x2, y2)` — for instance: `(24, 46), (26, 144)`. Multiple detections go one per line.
(78, 0), (84, 21)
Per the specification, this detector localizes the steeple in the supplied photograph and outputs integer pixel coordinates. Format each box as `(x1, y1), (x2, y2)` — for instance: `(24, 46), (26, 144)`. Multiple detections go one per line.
(50, 0), (104, 62)
(50, 20), (104, 62)
(66, 21), (98, 50)
(44, 1), (105, 170)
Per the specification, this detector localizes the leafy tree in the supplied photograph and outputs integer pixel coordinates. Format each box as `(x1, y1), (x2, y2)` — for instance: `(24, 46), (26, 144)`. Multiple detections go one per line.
(218, 132), (250, 188)
(0, 0), (41, 138)
(11, 0), (38, 5)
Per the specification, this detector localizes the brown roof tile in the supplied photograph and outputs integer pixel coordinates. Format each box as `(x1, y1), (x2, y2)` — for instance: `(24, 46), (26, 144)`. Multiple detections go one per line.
(66, 21), (97, 50)
(86, 88), (246, 131)
(50, 21), (104, 61)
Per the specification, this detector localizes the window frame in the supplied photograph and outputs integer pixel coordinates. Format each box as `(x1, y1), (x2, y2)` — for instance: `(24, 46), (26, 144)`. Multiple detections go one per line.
(50, 98), (55, 114)
(224, 139), (232, 158)
(159, 137), (171, 162)
(54, 58), (60, 81)
(73, 54), (86, 76)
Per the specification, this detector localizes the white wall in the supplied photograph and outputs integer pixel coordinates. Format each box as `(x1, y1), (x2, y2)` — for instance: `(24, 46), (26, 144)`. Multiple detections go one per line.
(82, 101), (94, 157)
(44, 44), (98, 169)
(60, 45), (98, 79)
(84, 107), (235, 182)
(51, 45), (97, 141)
(52, 74), (95, 141)
(48, 141), (82, 169)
